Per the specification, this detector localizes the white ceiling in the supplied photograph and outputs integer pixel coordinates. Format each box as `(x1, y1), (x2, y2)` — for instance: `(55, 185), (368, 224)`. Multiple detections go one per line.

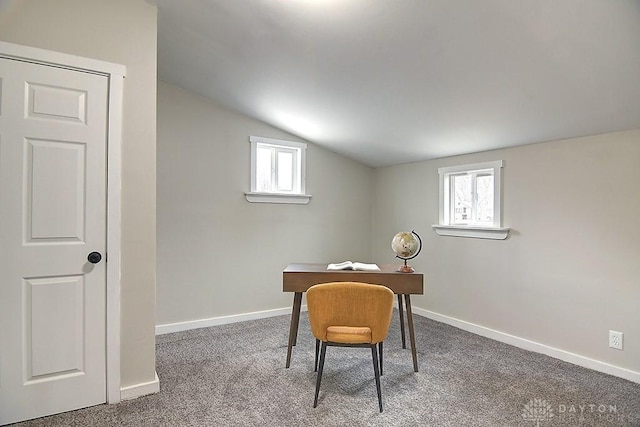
(156, 0), (640, 167)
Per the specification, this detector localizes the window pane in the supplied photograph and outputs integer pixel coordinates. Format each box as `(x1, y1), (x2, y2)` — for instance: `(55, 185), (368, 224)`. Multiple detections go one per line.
(452, 174), (471, 224)
(475, 174), (494, 223)
(256, 146), (272, 192)
(250, 137), (307, 197)
(277, 151), (293, 191)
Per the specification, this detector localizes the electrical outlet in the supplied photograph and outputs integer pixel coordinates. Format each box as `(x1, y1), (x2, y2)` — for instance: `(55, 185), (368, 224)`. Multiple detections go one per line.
(609, 330), (623, 350)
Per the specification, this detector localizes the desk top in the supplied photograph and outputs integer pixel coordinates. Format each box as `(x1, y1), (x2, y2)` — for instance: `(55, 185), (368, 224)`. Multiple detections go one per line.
(283, 263), (423, 294)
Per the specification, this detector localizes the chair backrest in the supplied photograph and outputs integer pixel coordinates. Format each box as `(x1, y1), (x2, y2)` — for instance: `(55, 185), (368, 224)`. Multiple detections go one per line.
(307, 282), (394, 344)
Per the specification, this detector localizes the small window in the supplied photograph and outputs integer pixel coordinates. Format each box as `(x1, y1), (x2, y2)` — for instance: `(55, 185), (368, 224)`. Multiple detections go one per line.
(433, 160), (509, 239)
(246, 136), (311, 204)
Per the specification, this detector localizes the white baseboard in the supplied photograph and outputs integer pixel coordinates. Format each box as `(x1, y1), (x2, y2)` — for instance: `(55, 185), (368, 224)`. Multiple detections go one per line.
(155, 305), (308, 335)
(120, 371), (160, 401)
(412, 307), (640, 384)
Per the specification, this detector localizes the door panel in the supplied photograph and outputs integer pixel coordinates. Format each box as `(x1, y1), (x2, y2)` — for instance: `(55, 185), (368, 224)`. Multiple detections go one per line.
(27, 138), (86, 241)
(26, 275), (84, 380)
(27, 82), (87, 124)
(0, 57), (108, 425)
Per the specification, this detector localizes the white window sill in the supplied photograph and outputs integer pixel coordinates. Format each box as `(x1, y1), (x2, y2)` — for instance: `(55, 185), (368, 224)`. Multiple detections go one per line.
(245, 192), (311, 204)
(432, 225), (510, 240)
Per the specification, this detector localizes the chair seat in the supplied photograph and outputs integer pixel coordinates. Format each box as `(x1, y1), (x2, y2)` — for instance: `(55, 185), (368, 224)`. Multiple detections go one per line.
(326, 326), (372, 344)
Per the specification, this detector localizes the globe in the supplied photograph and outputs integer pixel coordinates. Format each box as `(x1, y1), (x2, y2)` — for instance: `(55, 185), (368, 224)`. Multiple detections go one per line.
(391, 230), (422, 273)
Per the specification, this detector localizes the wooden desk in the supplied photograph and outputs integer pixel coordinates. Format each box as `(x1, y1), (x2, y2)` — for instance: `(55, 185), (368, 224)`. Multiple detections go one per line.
(283, 263), (424, 372)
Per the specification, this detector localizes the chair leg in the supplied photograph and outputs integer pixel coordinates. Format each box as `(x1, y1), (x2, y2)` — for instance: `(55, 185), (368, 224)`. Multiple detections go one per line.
(371, 344), (383, 412)
(378, 342), (383, 376)
(314, 341), (327, 408)
(314, 339), (320, 372)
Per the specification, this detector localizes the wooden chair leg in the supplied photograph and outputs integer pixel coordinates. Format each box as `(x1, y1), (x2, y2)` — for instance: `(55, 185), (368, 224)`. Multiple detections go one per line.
(378, 342), (383, 376)
(314, 342), (327, 408)
(314, 339), (320, 372)
(371, 344), (383, 412)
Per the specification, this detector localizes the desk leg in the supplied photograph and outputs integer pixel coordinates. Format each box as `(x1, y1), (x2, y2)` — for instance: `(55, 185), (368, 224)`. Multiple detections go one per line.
(404, 294), (419, 372)
(397, 294), (406, 349)
(286, 292), (303, 368)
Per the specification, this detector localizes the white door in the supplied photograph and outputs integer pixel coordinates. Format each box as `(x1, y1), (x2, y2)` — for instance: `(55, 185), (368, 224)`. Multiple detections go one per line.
(0, 57), (108, 424)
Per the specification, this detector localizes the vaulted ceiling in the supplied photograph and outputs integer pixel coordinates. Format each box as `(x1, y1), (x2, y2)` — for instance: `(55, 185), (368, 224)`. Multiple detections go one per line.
(156, 0), (640, 167)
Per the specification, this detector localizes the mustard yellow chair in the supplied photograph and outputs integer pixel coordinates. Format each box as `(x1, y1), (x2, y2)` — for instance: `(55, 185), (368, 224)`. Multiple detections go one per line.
(306, 282), (394, 412)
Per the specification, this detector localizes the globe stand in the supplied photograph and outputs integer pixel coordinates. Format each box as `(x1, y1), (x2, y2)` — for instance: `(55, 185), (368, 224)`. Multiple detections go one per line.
(397, 259), (415, 273)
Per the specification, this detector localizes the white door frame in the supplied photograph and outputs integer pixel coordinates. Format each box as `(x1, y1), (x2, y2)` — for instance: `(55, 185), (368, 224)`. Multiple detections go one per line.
(0, 41), (125, 404)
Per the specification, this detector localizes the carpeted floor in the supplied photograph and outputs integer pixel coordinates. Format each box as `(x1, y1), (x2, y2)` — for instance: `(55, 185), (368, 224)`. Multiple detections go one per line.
(11, 311), (640, 426)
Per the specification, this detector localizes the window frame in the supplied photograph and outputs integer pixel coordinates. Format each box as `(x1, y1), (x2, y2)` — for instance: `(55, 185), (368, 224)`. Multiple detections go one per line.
(433, 160), (510, 239)
(245, 136), (311, 204)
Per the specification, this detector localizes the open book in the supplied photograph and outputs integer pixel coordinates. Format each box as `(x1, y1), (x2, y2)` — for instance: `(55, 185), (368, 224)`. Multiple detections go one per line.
(327, 261), (380, 271)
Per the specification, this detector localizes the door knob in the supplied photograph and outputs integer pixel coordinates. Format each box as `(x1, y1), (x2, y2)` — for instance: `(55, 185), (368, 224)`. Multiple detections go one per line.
(87, 251), (102, 264)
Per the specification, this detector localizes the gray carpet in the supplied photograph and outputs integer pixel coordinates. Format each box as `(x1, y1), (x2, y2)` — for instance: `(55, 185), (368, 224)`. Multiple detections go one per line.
(12, 311), (640, 426)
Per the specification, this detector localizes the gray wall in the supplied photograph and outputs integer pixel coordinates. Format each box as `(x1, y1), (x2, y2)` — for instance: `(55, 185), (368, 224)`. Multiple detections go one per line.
(156, 82), (373, 324)
(0, 0), (158, 388)
(372, 130), (640, 373)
